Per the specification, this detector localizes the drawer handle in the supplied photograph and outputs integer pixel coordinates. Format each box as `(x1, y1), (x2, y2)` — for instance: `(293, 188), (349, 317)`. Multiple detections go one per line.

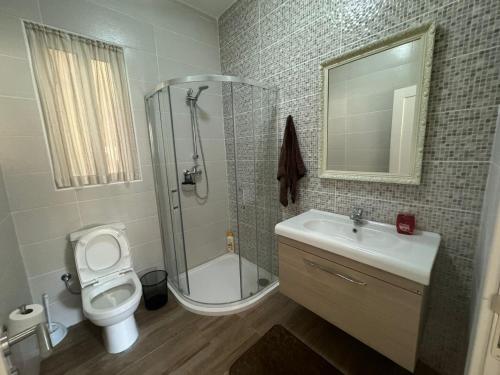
(303, 259), (367, 286)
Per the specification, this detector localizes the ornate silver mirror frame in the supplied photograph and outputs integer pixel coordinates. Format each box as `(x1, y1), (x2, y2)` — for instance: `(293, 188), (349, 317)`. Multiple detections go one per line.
(319, 22), (435, 184)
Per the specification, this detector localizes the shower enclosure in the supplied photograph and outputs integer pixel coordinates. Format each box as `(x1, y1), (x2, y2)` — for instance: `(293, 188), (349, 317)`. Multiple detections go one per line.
(145, 75), (279, 315)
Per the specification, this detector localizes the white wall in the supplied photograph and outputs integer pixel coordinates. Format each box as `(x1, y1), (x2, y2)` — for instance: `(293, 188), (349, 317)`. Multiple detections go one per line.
(0, 0), (221, 327)
(467, 107), (500, 374)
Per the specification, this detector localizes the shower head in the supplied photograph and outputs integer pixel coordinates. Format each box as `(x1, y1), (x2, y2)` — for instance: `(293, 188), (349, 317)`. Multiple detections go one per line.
(194, 85), (209, 101)
(187, 85), (209, 103)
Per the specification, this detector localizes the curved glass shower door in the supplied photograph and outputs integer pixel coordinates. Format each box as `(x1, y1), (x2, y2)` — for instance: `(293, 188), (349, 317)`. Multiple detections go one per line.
(145, 75), (279, 314)
(146, 89), (189, 295)
(229, 82), (279, 300)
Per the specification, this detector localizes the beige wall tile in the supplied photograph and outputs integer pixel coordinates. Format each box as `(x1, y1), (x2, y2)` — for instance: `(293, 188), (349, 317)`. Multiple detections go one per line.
(0, 13), (29, 58)
(137, 136), (153, 166)
(0, 0), (40, 19)
(346, 128), (391, 150)
(155, 27), (220, 71)
(92, 0), (218, 46)
(180, 176), (228, 209)
(126, 215), (161, 247)
(175, 138), (226, 163)
(0, 136), (50, 175)
(78, 191), (157, 225)
(0, 55), (35, 98)
(346, 90), (393, 115)
(6, 172), (77, 211)
(0, 97), (43, 137)
(39, 0), (156, 52)
(184, 219), (226, 251)
(187, 237), (226, 269)
(0, 166), (10, 221)
(130, 239), (164, 272)
(124, 47), (159, 83)
(29, 267), (77, 304)
(12, 203), (81, 245)
(132, 110), (149, 140)
(21, 236), (74, 277)
(158, 57), (205, 81)
(128, 79), (156, 112)
(75, 165), (154, 201)
(172, 112), (225, 140)
(182, 199), (226, 229)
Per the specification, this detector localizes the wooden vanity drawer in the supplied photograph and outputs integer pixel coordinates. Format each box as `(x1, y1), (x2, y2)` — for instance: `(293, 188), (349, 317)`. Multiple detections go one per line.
(279, 241), (423, 371)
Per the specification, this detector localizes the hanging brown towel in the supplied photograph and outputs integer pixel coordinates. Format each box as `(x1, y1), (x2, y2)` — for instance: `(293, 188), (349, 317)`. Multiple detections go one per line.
(277, 115), (306, 206)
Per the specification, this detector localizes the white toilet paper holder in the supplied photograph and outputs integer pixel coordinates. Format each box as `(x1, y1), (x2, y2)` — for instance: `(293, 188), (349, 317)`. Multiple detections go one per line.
(1, 308), (53, 373)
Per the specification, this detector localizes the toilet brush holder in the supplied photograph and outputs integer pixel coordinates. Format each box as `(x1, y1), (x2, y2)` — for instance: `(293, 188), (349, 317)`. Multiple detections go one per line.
(42, 293), (67, 346)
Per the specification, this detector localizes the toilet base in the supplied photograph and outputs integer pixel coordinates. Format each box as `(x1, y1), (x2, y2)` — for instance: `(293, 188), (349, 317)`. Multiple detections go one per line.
(102, 315), (139, 353)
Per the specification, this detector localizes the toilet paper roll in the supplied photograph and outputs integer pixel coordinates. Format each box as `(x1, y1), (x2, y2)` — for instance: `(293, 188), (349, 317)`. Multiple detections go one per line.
(8, 304), (45, 337)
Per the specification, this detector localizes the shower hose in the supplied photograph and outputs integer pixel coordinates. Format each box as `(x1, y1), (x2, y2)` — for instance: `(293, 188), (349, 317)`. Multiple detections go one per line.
(189, 101), (209, 200)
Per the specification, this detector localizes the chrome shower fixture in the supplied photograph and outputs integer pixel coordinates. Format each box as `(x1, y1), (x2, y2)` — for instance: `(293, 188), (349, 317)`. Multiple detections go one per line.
(186, 85), (209, 103)
(185, 84), (210, 199)
(182, 165), (202, 185)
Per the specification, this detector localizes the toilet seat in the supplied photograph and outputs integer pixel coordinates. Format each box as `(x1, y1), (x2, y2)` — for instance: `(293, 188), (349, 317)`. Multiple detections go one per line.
(74, 226), (133, 288)
(82, 272), (142, 327)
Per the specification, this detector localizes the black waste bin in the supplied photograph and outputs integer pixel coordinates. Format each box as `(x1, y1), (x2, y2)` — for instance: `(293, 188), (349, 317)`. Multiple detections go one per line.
(140, 270), (168, 310)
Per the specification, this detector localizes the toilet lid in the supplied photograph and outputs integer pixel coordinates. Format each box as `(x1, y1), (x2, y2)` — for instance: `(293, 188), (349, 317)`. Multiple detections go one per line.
(75, 227), (133, 288)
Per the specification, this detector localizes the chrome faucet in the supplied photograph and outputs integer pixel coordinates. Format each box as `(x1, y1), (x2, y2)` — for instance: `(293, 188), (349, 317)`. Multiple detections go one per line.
(182, 165), (202, 185)
(350, 207), (364, 225)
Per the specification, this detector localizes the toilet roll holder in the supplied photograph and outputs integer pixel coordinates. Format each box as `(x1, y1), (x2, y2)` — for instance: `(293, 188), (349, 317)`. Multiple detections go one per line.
(1, 305), (53, 374)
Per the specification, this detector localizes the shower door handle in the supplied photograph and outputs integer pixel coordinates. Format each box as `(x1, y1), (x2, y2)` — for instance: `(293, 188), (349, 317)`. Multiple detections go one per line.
(170, 188), (180, 210)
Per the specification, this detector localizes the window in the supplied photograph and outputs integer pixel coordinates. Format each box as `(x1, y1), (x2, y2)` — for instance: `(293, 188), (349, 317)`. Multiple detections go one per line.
(24, 22), (140, 188)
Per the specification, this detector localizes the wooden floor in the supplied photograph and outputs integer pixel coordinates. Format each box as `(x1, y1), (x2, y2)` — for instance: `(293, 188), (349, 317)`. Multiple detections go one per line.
(41, 292), (439, 375)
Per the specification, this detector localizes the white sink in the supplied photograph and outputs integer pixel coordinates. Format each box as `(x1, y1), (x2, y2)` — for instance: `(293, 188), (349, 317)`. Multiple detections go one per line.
(275, 209), (440, 285)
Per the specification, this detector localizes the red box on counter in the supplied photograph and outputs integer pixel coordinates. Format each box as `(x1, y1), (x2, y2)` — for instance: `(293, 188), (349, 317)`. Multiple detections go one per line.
(396, 213), (415, 235)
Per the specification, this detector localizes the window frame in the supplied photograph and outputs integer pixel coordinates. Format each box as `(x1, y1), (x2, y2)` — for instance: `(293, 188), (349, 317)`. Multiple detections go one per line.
(22, 19), (143, 191)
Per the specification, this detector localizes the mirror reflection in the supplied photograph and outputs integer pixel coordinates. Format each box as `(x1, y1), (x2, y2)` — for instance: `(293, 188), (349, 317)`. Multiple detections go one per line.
(326, 39), (423, 174)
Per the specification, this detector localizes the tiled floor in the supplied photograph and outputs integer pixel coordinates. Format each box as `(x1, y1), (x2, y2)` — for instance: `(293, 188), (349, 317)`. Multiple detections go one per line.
(41, 292), (439, 375)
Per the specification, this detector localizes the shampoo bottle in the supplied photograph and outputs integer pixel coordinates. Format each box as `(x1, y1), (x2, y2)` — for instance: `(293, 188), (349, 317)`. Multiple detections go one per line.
(226, 231), (234, 252)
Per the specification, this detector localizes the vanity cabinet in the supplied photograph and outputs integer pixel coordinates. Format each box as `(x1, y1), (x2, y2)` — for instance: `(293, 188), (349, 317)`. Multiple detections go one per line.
(278, 236), (427, 371)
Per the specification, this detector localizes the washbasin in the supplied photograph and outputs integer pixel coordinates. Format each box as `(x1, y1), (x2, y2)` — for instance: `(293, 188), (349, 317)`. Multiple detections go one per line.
(303, 219), (397, 250)
(275, 209), (440, 285)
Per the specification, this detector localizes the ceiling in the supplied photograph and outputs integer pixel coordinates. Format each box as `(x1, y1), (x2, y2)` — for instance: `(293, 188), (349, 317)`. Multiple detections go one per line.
(178, 0), (237, 18)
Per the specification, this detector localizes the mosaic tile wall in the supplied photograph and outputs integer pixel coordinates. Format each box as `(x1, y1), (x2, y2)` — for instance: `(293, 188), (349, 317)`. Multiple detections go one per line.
(219, 0), (500, 373)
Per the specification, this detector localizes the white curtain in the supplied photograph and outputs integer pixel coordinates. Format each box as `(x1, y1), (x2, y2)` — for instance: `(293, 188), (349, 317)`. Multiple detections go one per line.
(24, 22), (140, 188)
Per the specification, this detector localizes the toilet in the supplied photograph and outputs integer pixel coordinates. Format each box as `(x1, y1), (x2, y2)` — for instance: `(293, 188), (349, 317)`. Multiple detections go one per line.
(70, 223), (142, 353)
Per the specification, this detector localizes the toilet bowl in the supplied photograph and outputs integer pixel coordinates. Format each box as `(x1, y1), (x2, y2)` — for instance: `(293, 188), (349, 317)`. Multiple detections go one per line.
(70, 223), (142, 353)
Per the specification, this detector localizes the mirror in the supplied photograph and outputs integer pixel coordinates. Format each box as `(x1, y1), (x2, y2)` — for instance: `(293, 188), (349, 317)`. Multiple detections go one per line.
(320, 23), (435, 184)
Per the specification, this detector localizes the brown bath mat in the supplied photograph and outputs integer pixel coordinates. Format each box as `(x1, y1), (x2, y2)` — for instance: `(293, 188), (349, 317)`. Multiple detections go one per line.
(230, 325), (342, 375)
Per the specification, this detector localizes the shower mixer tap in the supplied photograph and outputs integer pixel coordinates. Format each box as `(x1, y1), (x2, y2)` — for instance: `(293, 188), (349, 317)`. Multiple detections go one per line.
(182, 166), (202, 185)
